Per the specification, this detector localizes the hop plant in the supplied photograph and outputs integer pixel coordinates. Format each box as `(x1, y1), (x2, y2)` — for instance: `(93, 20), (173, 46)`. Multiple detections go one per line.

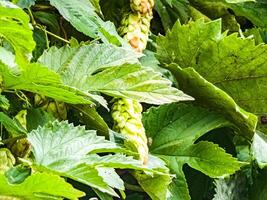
(112, 98), (148, 164)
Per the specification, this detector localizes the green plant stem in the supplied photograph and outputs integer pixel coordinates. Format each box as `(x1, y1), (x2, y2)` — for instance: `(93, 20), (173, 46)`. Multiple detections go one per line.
(36, 25), (70, 44)
(27, 8), (36, 26)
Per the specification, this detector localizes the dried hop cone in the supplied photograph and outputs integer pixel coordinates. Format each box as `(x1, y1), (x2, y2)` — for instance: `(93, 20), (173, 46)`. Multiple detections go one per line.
(112, 98), (148, 164)
(130, 0), (154, 14)
(119, 12), (152, 52)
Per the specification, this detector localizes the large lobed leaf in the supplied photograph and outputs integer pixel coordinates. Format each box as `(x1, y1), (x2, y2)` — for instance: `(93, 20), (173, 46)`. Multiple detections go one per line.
(28, 120), (169, 197)
(86, 64), (192, 104)
(143, 103), (241, 200)
(0, 1), (35, 66)
(156, 19), (263, 136)
(38, 43), (192, 105)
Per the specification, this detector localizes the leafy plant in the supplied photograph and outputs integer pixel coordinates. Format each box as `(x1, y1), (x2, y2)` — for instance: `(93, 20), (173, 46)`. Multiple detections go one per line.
(1, 0), (267, 199)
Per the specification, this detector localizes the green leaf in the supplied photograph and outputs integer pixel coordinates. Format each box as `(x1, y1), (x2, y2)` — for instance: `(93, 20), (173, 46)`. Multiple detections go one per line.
(5, 165), (31, 184)
(133, 155), (172, 200)
(0, 94), (9, 110)
(165, 64), (257, 138)
(86, 64), (193, 105)
(0, 172), (84, 199)
(155, 0), (190, 31)
(0, 61), (95, 105)
(38, 43), (188, 106)
(228, 1), (267, 28)
(250, 168), (267, 200)
(143, 103), (241, 200)
(0, 1), (35, 66)
(0, 112), (26, 136)
(38, 44), (140, 76)
(157, 19), (259, 137)
(28, 120), (150, 196)
(38, 43), (141, 107)
(49, 0), (124, 45)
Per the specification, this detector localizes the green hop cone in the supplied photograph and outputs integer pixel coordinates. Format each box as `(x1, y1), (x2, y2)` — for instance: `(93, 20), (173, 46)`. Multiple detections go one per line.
(0, 148), (15, 173)
(112, 98), (148, 164)
(34, 94), (67, 120)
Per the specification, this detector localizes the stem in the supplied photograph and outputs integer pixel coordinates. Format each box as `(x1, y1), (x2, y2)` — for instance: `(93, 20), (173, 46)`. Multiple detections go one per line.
(36, 25), (70, 44)
(125, 183), (144, 192)
(27, 8), (36, 26)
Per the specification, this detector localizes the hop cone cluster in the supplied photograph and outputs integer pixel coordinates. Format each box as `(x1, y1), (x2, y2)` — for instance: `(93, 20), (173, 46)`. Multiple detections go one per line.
(119, 0), (154, 52)
(112, 98), (148, 164)
(34, 94), (67, 120)
(112, 0), (154, 165)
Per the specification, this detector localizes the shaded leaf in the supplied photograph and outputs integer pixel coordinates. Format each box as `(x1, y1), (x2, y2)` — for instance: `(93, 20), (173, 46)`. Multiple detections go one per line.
(143, 103), (241, 200)
(49, 0), (124, 45)
(157, 19), (260, 137)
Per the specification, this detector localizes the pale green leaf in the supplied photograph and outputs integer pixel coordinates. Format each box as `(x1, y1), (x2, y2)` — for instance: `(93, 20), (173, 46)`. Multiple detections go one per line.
(143, 103), (241, 200)
(0, 172), (84, 199)
(38, 43), (140, 107)
(0, 1), (35, 66)
(28, 121), (118, 166)
(28, 121), (151, 196)
(86, 64), (193, 104)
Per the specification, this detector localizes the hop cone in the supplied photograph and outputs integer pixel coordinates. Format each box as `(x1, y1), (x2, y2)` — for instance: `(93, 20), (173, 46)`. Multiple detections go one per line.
(34, 94), (67, 120)
(130, 0), (154, 14)
(112, 98), (148, 164)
